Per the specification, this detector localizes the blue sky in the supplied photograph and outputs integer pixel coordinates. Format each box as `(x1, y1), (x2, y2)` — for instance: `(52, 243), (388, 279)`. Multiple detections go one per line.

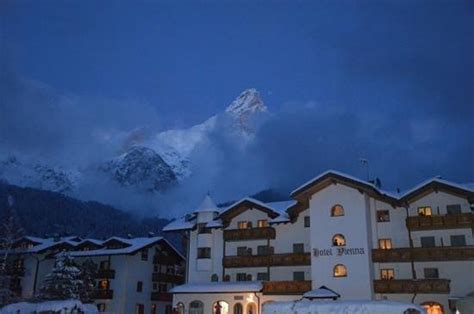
(1, 0), (473, 199)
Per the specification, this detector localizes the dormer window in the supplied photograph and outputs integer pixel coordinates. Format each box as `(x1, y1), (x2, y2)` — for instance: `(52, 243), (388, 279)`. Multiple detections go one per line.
(331, 204), (345, 217)
(238, 221), (252, 229)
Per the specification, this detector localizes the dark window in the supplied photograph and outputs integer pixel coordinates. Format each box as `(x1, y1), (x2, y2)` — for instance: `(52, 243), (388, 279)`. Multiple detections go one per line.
(197, 247), (211, 259)
(159, 283), (167, 292)
(377, 210), (390, 222)
(447, 204), (462, 215)
(97, 304), (106, 312)
(257, 272), (269, 281)
(153, 265), (158, 272)
(450, 235), (466, 246)
(293, 271), (305, 281)
(99, 260), (110, 270)
(237, 247), (248, 256)
(165, 305), (172, 314)
(236, 273), (247, 281)
(198, 223), (212, 234)
(304, 216), (310, 227)
(257, 245), (269, 255)
(420, 237), (436, 248)
(293, 243), (305, 253)
(141, 249), (148, 261)
(424, 268), (439, 279)
(151, 304), (157, 314)
(136, 281), (143, 292)
(211, 274), (219, 282)
(135, 304), (144, 314)
(152, 283), (157, 290)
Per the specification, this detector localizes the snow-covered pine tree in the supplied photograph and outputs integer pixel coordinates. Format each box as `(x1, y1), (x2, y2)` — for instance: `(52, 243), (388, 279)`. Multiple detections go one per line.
(38, 251), (84, 301)
(0, 195), (25, 306)
(78, 259), (97, 303)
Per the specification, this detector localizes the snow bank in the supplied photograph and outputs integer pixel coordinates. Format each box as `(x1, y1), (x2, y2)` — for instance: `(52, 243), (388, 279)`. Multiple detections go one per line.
(0, 299), (98, 314)
(263, 299), (426, 314)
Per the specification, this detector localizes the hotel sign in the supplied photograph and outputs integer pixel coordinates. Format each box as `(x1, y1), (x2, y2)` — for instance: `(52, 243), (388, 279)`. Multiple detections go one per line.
(313, 247), (365, 257)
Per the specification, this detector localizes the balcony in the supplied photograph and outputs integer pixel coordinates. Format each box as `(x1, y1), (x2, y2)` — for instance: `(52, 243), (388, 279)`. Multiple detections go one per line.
(262, 280), (312, 295)
(152, 272), (184, 284)
(224, 253), (311, 268)
(373, 279), (450, 294)
(223, 227), (276, 241)
(153, 255), (181, 265)
(406, 213), (473, 231)
(151, 292), (173, 302)
(95, 269), (116, 279)
(372, 246), (474, 263)
(91, 289), (114, 300)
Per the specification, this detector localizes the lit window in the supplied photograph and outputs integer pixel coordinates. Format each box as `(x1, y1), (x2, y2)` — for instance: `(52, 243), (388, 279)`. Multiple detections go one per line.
(332, 234), (346, 246)
(197, 247), (211, 259)
(98, 280), (109, 290)
(378, 239), (392, 250)
(418, 206), (432, 216)
(331, 204), (345, 217)
(135, 304), (144, 314)
(304, 216), (310, 227)
(376, 210), (390, 222)
(424, 268), (439, 279)
(422, 302), (444, 314)
(380, 268), (394, 280)
(238, 221), (252, 229)
(257, 219), (269, 228)
(333, 264), (347, 277)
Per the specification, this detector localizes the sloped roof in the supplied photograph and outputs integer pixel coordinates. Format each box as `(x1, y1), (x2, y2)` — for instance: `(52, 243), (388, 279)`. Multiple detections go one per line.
(194, 195), (219, 213)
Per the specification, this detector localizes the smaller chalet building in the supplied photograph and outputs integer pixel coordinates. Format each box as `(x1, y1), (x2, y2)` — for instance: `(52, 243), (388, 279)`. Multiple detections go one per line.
(164, 170), (474, 314)
(5, 235), (184, 314)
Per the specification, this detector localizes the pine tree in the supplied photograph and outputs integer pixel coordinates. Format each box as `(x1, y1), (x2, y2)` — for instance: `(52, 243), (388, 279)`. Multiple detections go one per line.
(78, 259), (97, 303)
(38, 252), (84, 300)
(0, 195), (25, 306)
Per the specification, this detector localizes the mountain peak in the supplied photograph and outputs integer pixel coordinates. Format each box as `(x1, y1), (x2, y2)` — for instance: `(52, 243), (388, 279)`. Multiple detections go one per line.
(225, 88), (267, 117)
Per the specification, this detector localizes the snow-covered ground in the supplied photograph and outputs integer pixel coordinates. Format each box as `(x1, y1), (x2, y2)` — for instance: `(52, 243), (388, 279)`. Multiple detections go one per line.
(263, 299), (426, 314)
(0, 299), (98, 314)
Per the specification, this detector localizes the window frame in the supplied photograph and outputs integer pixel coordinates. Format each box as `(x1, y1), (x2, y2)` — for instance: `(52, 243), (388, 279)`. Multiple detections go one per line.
(380, 268), (395, 280)
(293, 271), (305, 281)
(376, 210), (390, 222)
(304, 216), (310, 228)
(423, 268), (439, 279)
(420, 236), (436, 248)
(257, 219), (269, 228)
(333, 264), (347, 278)
(332, 234), (346, 247)
(293, 243), (305, 254)
(331, 204), (345, 217)
(136, 281), (143, 292)
(197, 247), (211, 259)
(417, 206), (432, 216)
(450, 235), (466, 247)
(378, 238), (393, 250)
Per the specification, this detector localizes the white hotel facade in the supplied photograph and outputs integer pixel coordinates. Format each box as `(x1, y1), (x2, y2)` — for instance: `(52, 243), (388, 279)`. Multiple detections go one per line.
(164, 170), (474, 314)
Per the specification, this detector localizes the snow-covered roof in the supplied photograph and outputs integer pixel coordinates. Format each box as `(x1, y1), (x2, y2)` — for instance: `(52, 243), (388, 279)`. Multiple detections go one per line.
(206, 219), (223, 228)
(400, 177), (474, 200)
(194, 195), (219, 213)
(1, 300), (98, 313)
(68, 236), (166, 257)
(218, 197), (281, 218)
(170, 281), (263, 293)
(163, 215), (196, 232)
(303, 286), (340, 299)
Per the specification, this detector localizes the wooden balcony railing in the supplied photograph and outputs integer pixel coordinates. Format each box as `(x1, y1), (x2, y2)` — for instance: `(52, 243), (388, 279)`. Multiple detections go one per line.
(224, 227), (276, 241)
(406, 213), (473, 231)
(153, 255), (181, 265)
(151, 292), (173, 302)
(91, 289), (114, 300)
(372, 246), (474, 263)
(152, 272), (184, 284)
(224, 253), (311, 268)
(374, 279), (450, 294)
(262, 280), (312, 295)
(95, 269), (116, 279)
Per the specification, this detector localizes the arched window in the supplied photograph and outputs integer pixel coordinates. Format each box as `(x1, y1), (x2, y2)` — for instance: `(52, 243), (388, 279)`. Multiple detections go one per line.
(421, 302), (444, 314)
(246, 303), (256, 314)
(176, 303), (185, 314)
(331, 204), (345, 217)
(213, 301), (229, 314)
(332, 234), (346, 246)
(234, 303), (243, 314)
(333, 264), (347, 277)
(189, 301), (204, 314)
(211, 274), (219, 282)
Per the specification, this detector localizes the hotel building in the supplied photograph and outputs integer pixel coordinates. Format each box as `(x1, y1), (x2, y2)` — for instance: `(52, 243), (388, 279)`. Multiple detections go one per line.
(5, 235), (184, 314)
(164, 170), (473, 314)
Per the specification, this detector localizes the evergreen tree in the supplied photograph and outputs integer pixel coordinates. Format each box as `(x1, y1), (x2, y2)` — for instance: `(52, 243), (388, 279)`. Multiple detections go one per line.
(0, 195), (24, 306)
(38, 252), (84, 300)
(78, 259), (97, 303)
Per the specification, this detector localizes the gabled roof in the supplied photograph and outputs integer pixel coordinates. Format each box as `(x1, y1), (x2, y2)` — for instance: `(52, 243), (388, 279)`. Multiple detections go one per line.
(399, 177), (474, 204)
(218, 197), (281, 222)
(303, 285), (341, 299)
(163, 214), (197, 232)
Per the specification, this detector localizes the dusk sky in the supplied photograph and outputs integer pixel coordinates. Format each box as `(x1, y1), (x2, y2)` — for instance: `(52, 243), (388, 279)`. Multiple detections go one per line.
(1, 0), (473, 213)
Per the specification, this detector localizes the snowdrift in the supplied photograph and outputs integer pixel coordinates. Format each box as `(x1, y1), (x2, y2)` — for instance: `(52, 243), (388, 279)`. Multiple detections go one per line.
(0, 299), (98, 314)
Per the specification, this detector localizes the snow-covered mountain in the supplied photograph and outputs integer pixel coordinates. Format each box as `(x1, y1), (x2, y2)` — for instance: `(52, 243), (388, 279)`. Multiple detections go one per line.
(0, 88), (267, 196)
(99, 146), (177, 192)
